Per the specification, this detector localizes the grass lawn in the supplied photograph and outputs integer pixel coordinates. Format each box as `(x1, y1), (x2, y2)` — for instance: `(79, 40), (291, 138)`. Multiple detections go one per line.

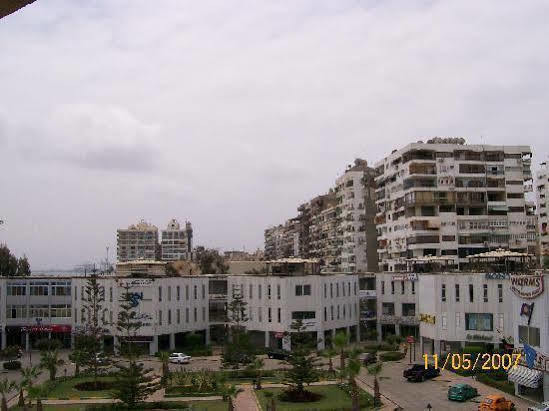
(11, 406), (90, 411)
(256, 384), (374, 411)
(40, 376), (118, 399)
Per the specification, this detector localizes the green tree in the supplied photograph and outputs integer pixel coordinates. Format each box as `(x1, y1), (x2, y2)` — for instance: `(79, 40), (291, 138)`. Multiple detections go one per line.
(39, 350), (64, 381)
(367, 362), (383, 408)
(158, 351), (171, 386)
(0, 245), (31, 276)
(19, 366), (41, 408)
(223, 288), (252, 367)
(17, 256), (31, 276)
(247, 357), (264, 389)
(113, 284), (159, 407)
(0, 378), (17, 411)
(195, 247), (229, 274)
(343, 351), (362, 411)
(332, 331), (349, 377)
(283, 320), (320, 399)
(320, 348), (336, 374)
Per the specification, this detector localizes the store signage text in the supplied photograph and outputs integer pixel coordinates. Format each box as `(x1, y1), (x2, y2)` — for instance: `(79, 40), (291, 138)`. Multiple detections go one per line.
(392, 273), (418, 282)
(485, 273), (510, 280)
(510, 272), (544, 299)
(466, 334), (492, 341)
(419, 313), (436, 324)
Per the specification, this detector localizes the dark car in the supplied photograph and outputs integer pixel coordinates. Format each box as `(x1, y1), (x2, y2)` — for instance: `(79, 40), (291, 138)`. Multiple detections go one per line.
(403, 364), (440, 382)
(267, 349), (290, 360)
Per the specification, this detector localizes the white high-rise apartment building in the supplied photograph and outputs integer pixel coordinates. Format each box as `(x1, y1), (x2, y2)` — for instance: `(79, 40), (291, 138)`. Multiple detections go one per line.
(374, 138), (533, 271)
(537, 161), (549, 262)
(335, 159), (378, 273)
(117, 220), (159, 262)
(161, 219), (193, 261)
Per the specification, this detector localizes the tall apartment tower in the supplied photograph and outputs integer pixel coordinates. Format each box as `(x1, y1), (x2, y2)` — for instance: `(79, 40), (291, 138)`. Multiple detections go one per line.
(335, 159), (378, 273)
(117, 219), (159, 262)
(374, 138), (533, 271)
(161, 219), (193, 261)
(536, 161), (549, 261)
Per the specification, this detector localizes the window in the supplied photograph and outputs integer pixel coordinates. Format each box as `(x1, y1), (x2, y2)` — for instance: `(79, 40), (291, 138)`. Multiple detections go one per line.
(75, 287), (78, 300)
(74, 308), (77, 322)
(110, 311), (113, 323)
(342, 283), (346, 297)
(186, 285), (189, 300)
(382, 302), (395, 315)
(168, 286), (171, 301)
(348, 282), (351, 296)
(291, 311), (315, 320)
(412, 282), (415, 295)
(354, 282), (357, 295)
(381, 281), (384, 295)
(401, 282), (405, 295)
(518, 325), (540, 347)
(343, 305), (346, 318)
(465, 313), (493, 331)
(455, 284), (460, 302)
(202, 307), (206, 321)
(455, 312), (461, 328)
(158, 286), (162, 302)
(498, 313), (504, 330)
(391, 281), (395, 295)
(50, 304), (71, 318)
(441, 284), (446, 302)
(268, 285), (271, 299)
(30, 282), (49, 296)
(258, 307), (263, 322)
(330, 306), (334, 320)
(268, 308), (272, 323)
(193, 307), (197, 322)
(442, 313), (447, 330)
(324, 307), (327, 321)
(168, 309), (171, 325)
(278, 307), (281, 323)
(8, 305), (27, 319)
(29, 305), (49, 318)
(249, 284), (253, 299)
(337, 305), (340, 319)
(185, 308), (189, 323)
(303, 284), (311, 296)
(202, 284), (206, 299)
(277, 284), (281, 299)
(177, 286), (180, 300)
(402, 303), (415, 316)
(249, 307), (253, 321)
(498, 284), (503, 303)
(258, 284), (262, 299)
(51, 281), (71, 296)
(194, 285), (197, 299)
(483, 284), (488, 302)
(330, 283), (333, 298)
(324, 284), (327, 298)
(469, 284), (474, 302)
(158, 310), (163, 325)
(295, 285), (302, 296)
(336, 283), (339, 297)
(110, 287), (113, 302)
(7, 283), (26, 296)
(177, 309), (181, 324)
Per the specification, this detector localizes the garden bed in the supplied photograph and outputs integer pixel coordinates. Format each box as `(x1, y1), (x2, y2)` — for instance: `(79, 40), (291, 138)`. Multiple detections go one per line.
(37, 376), (118, 399)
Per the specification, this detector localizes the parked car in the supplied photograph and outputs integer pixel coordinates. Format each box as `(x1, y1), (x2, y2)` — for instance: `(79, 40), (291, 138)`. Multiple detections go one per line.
(267, 349), (290, 360)
(528, 401), (549, 411)
(403, 364), (440, 382)
(359, 352), (376, 366)
(169, 353), (191, 364)
(448, 383), (478, 402)
(478, 394), (515, 410)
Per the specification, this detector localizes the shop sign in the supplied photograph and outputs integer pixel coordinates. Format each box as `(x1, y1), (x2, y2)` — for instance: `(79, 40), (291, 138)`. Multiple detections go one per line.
(392, 273), (418, 281)
(466, 334), (492, 341)
(419, 313), (436, 324)
(510, 272), (544, 299)
(485, 273), (510, 280)
(21, 325), (71, 333)
(119, 279), (154, 288)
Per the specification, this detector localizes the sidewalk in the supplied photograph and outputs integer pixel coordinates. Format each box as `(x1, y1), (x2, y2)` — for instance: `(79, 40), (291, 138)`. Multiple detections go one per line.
(233, 386), (260, 411)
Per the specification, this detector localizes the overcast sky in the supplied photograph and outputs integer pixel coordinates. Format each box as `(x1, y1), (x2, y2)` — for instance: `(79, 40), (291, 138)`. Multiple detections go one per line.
(1, 0), (549, 270)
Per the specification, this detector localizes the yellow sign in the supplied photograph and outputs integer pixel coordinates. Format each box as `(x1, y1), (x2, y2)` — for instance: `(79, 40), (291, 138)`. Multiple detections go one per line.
(420, 313), (436, 324)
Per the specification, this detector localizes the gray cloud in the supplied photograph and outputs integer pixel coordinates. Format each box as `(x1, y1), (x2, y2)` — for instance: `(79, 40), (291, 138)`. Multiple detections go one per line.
(1, 0), (549, 269)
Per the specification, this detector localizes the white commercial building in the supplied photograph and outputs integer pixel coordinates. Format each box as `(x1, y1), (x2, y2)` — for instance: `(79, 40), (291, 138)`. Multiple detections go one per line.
(374, 139), (533, 272)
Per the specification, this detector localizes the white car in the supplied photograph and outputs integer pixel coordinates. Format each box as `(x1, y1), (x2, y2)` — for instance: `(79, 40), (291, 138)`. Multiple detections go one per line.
(169, 353), (191, 364)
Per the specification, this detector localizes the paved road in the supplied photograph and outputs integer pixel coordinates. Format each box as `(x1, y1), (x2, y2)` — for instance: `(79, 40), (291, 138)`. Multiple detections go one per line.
(359, 359), (534, 411)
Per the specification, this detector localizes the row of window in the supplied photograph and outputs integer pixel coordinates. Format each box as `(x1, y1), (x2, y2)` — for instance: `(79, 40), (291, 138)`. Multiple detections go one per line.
(7, 304), (71, 319)
(380, 280), (416, 295)
(158, 307), (206, 325)
(323, 281), (358, 298)
(158, 284), (205, 302)
(439, 312), (501, 332)
(442, 283), (503, 303)
(7, 282), (71, 297)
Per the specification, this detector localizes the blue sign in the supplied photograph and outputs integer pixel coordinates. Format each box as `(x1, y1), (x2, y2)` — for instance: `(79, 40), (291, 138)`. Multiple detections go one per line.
(128, 292), (144, 308)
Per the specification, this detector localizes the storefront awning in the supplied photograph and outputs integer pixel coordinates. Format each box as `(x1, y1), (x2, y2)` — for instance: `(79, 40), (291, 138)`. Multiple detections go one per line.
(507, 365), (543, 388)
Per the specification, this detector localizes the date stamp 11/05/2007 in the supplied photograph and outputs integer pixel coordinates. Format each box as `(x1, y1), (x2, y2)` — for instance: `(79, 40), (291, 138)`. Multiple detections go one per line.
(423, 353), (522, 371)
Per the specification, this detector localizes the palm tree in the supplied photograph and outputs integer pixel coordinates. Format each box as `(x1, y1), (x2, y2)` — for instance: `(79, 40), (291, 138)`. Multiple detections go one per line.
(20, 366), (41, 408)
(320, 348), (336, 375)
(39, 350), (64, 381)
(367, 362), (383, 408)
(332, 331), (349, 377)
(344, 352), (362, 411)
(157, 351), (171, 386)
(0, 378), (17, 411)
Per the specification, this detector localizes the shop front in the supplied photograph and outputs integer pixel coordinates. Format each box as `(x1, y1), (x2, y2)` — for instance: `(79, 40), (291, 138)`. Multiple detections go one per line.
(5, 324), (72, 350)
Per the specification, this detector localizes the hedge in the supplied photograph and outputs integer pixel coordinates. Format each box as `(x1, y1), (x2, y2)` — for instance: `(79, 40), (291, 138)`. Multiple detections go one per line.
(379, 351), (405, 362)
(3, 360), (21, 370)
(476, 373), (515, 396)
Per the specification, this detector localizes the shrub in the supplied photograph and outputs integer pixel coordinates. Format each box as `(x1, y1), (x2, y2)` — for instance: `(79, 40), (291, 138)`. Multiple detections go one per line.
(378, 343), (399, 352)
(278, 388), (323, 403)
(476, 373), (515, 395)
(74, 381), (116, 391)
(0, 345), (21, 360)
(361, 346), (378, 354)
(379, 351), (405, 362)
(461, 345), (484, 355)
(3, 360), (21, 370)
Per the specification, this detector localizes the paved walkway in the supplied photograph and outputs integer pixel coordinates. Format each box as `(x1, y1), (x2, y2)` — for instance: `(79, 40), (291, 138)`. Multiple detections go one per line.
(233, 386), (260, 411)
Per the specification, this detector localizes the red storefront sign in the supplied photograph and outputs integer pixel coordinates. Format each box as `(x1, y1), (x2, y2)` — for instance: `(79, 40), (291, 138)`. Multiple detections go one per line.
(20, 325), (72, 333)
